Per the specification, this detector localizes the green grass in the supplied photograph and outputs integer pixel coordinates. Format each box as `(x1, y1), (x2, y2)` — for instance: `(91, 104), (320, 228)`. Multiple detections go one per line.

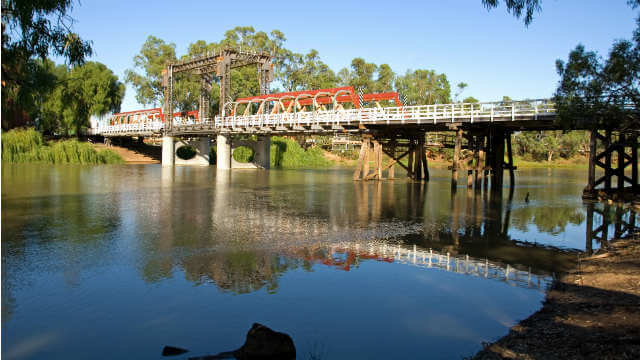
(2, 128), (124, 165)
(512, 156), (588, 169)
(270, 136), (332, 168)
(233, 146), (255, 163)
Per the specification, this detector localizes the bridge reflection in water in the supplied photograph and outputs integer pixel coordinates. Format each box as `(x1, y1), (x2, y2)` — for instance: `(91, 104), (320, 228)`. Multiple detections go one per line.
(124, 167), (640, 295)
(4, 165), (640, 360)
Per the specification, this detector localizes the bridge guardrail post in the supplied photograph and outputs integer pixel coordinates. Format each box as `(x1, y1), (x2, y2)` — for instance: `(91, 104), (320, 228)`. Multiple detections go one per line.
(451, 104), (454, 122)
(470, 104), (474, 123)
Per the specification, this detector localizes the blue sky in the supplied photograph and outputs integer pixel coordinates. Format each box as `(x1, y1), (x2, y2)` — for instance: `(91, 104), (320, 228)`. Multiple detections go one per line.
(65, 1), (637, 111)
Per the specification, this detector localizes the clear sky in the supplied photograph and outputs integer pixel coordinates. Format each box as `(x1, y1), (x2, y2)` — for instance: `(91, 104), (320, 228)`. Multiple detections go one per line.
(64, 0), (637, 111)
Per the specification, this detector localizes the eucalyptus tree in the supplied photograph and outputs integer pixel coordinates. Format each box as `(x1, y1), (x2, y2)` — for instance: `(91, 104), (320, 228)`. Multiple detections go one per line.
(554, 20), (640, 129)
(483, 0), (640, 129)
(395, 69), (451, 105)
(280, 49), (339, 91)
(125, 36), (177, 108)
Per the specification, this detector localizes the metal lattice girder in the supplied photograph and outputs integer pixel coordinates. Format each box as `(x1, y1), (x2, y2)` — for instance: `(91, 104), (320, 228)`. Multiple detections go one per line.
(171, 48), (272, 74)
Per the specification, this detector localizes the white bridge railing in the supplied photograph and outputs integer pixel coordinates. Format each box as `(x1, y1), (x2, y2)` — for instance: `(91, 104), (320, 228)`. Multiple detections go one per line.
(91, 99), (556, 136)
(329, 241), (551, 291)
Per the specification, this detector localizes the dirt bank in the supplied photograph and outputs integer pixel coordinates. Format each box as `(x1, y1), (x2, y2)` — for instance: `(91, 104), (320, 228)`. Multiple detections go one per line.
(473, 234), (640, 359)
(92, 142), (160, 164)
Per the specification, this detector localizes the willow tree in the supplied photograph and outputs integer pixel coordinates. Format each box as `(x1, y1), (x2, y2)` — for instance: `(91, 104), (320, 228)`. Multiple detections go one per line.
(1, 0), (93, 130)
(42, 61), (124, 136)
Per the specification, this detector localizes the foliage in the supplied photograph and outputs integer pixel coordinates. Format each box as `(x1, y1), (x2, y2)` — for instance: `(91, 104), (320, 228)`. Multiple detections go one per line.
(1, 0), (92, 64)
(1, 0), (93, 130)
(554, 18), (640, 129)
(337, 58), (395, 94)
(126, 28), (292, 116)
(232, 146), (255, 163)
(39, 61), (124, 136)
(124, 36), (177, 108)
(126, 28), (461, 115)
(280, 49), (338, 91)
(2, 128), (123, 164)
(512, 130), (589, 162)
(176, 146), (197, 160)
(454, 82), (468, 102)
(395, 69), (451, 105)
(270, 137), (332, 168)
(481, 0), (542, 26)
(483, 0), (640, 27)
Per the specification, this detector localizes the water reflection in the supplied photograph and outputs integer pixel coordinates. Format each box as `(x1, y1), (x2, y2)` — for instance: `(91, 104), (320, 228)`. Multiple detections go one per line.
(585, 202), (638, 255)
(2, 165), (638, 359)
(128, 168), (574, 296)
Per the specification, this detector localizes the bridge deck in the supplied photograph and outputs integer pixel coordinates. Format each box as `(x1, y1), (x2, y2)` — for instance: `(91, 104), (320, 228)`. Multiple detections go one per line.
(92, 100), (559, 137)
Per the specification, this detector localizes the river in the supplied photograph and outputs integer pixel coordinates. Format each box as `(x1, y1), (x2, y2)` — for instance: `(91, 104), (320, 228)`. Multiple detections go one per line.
(1, 164), (636, 359)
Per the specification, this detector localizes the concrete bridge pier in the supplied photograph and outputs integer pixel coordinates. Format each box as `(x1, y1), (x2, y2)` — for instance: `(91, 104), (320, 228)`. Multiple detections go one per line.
(162, 135), (174, 166)
(217, 134), (231, 169)
(254, 136), (271, 169)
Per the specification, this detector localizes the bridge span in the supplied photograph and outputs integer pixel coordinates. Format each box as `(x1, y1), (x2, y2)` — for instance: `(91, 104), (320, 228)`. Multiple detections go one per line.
(89, 47), (637, 199)
(92, 98), (558, 137)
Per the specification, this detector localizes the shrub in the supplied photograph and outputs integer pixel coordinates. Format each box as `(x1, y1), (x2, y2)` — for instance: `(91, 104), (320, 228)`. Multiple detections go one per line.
(1, 128), (123, 165)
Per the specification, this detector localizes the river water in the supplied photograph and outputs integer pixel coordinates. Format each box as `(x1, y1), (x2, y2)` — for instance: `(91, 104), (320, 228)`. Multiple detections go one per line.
(2, 164), (636, 359)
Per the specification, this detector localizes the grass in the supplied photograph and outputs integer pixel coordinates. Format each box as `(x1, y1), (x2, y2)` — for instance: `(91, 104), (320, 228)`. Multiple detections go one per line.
(512, 156), (588, 169)
(233, 146), (255, 163)
(424, 152), (588, 169)
(2, 128), (124, 165)
(270, 136), (332, 168)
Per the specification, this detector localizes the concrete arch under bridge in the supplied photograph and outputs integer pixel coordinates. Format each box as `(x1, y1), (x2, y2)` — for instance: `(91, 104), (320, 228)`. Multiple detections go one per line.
(216, 134), (271, 169)
(161, 134), (270, 169)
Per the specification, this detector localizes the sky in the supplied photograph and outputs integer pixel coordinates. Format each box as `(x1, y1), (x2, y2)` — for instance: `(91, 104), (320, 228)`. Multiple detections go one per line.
(64, 0), (638, 112)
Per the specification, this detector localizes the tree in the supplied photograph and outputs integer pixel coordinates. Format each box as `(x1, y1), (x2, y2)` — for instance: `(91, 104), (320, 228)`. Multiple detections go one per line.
(375, 64), (395, 93)
(125, 36), (177, 107)
(395, 69), (451, 105)
(1, 0), (92, 64)
(1, 0), (93, 130)
(126, 29), (293, 115)
(463, 96), (479, 103)
(554, 19), (640, 129)
(42, 61), (124, 136)
(454, 82), (468, 102)
(483, 0), (640, 27)
(481, 0), (542, 26)
(280, 49), (339, 91)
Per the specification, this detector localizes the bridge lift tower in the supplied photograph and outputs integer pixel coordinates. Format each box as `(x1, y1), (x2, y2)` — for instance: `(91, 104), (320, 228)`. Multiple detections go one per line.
(161, 48), (273, 166)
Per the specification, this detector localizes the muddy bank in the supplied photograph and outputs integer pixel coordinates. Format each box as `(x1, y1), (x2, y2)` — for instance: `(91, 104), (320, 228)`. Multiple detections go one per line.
(473, 235), (640, 360)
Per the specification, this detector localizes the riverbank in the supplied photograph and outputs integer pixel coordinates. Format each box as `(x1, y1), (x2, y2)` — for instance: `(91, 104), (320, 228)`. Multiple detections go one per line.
(2, 128), (124, 165)
(423, 155), (588, 169)
(322, 153), (590, 172)
(92, 142), (159, 163)
(472, 234), (640, 359)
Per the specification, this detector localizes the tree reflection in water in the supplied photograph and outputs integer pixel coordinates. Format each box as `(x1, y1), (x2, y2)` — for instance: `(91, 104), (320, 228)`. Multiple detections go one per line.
(129, 168), (639, 295)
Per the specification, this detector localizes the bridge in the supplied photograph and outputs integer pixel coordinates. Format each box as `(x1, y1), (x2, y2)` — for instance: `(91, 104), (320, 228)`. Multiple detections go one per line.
(90, 47), (638, 200)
